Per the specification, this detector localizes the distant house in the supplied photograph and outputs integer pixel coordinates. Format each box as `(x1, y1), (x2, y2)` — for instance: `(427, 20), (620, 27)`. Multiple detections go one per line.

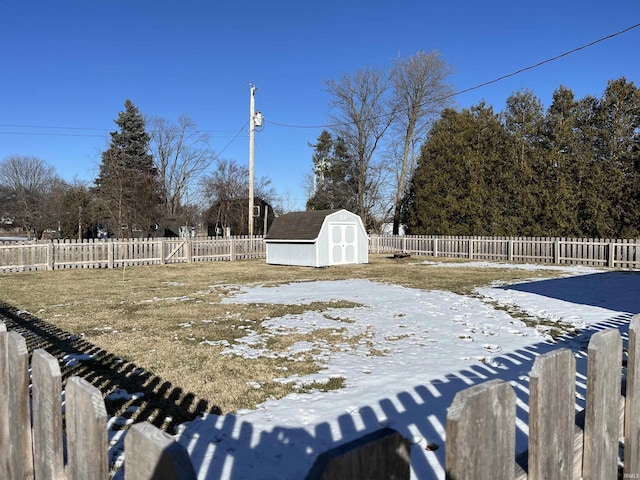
(380, 222), (405, 236)
(0, 216), (17, 232)
(264, 209), (368, 267)
(152, 216), (199, 238)
(204, 197), (275, 236)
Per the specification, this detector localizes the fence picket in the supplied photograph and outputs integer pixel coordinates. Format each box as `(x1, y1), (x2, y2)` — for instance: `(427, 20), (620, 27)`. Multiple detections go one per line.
(31, 349), (65, 480)
(306, 428), (411, 480)
(528, 348), (575, 479)
(7, 331), (35, 479)
(0, 322), (9, 480)
(583, 329), (622, 480)
(66, 376), (109, 480)
(446, 379), (516, 480)
(625, 314), (640, 478)
(125, 422), (198, 480)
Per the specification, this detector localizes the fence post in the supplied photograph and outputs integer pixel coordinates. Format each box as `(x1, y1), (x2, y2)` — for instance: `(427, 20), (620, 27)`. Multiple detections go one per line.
(583, 329), (622, 480)
(160, 239), (166, 265)
(508, 240), (514, 262)
(31, 349), (65, 480)
(124, 422), (197, 480)
(446, 379), (515, 480)
(469, 239), (473, 260)
(433, 238), (438, 258)
(108, 240), (114, 269)
(554, 240), (560, 264)
(7, 331), (35, 480)
(66, 376), (109, 480)
(306, 428), (410, 480)
(186, 239), (193, 263)
(528, 348), (575, 479)
(47, 241), (54, 270)
(230, 238), (235, 261)
(0, 322), (9, 480)
(607, 242), (615, 268)
(625, 314), (640, 478)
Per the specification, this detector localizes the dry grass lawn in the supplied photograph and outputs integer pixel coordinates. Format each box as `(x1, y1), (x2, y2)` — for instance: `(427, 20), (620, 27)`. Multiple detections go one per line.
(0, 254), (565, 432)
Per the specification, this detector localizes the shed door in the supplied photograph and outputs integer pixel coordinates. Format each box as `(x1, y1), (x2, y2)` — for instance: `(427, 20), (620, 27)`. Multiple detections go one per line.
(330, 223), (357, 264)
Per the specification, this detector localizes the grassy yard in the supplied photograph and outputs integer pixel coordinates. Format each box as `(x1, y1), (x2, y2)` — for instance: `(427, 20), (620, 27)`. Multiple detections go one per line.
(0, 255), (565, 431)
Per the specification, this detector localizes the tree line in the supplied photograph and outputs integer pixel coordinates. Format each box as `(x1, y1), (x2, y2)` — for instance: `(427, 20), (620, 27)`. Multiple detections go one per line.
(308, 60), (639, 238)
(3, 63), (638, 240)
(0, 100), (275, 239)
(403, 78), (640, 238)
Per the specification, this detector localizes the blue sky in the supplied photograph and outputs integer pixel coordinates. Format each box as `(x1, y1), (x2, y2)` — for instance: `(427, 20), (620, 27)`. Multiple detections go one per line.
(1, 0), (638, 210)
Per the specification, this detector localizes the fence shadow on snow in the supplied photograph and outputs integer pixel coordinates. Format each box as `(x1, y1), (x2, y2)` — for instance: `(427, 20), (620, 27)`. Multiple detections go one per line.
(177, 314), (634, 479)
(175, 271), (640, 478)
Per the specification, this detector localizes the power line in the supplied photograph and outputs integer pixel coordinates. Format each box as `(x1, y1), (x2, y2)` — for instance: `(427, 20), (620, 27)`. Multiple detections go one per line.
(453, 21), (640, 98)
(212, 120), (249, 159)
(0, 125), (248, 146)
(0, 124), (109, 131)
(0, 121), (250, 158)
(0, 124), (245, 137)
(0, 131), (106, 138)
(265, 21), (640, 129)
(1, 22), (638, 137)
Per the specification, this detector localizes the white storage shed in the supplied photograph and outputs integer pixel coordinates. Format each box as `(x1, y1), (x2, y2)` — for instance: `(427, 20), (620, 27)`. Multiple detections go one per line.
(264, 209), (368, 267)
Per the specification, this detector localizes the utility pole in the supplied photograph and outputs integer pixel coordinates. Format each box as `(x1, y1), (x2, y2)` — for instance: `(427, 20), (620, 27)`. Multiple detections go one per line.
(78, 205), (82, 241)
(248, 84), (257, 236)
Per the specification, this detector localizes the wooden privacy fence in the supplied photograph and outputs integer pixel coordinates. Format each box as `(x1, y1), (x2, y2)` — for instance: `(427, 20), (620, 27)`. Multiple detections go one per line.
(309, 316), (640, 480)
(0, 322), (197, 480)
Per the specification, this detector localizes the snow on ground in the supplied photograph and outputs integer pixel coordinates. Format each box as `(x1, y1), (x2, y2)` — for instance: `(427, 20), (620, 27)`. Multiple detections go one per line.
(122, 262), (638, 479)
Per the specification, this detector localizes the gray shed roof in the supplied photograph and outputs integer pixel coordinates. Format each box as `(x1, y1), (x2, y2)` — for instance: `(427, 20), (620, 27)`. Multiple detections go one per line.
(264, 209), (342, 241)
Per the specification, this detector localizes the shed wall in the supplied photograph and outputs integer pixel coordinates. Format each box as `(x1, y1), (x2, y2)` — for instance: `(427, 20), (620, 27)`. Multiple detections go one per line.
(266, 242), (319, 267)
(317, 225), (331, 266)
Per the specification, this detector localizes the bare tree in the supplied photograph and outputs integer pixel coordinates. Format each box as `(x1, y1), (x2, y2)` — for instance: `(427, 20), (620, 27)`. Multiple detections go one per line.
(387, 50), (454, 234)
(325, 67), (395, 228)
(148, 115), (215, 216)
(0, 155), (61, 239)
(199, 158), (276, 234)
(200, 158), (275, 205)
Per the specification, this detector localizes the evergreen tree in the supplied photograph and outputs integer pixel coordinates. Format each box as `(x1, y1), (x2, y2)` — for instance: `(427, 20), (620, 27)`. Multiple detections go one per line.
(95, 100), (162, 237)
(402, 104), (508, 235)
(306, 130), (357, 212)
(403, 78), (640, 238)
(502, 89), (547, 235)
(595, 78), (640, 236)
(541, 86), (582, 236)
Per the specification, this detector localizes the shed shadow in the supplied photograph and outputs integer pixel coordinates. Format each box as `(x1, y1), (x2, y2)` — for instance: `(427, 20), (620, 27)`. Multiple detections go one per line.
(499, 271), (640, 314)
